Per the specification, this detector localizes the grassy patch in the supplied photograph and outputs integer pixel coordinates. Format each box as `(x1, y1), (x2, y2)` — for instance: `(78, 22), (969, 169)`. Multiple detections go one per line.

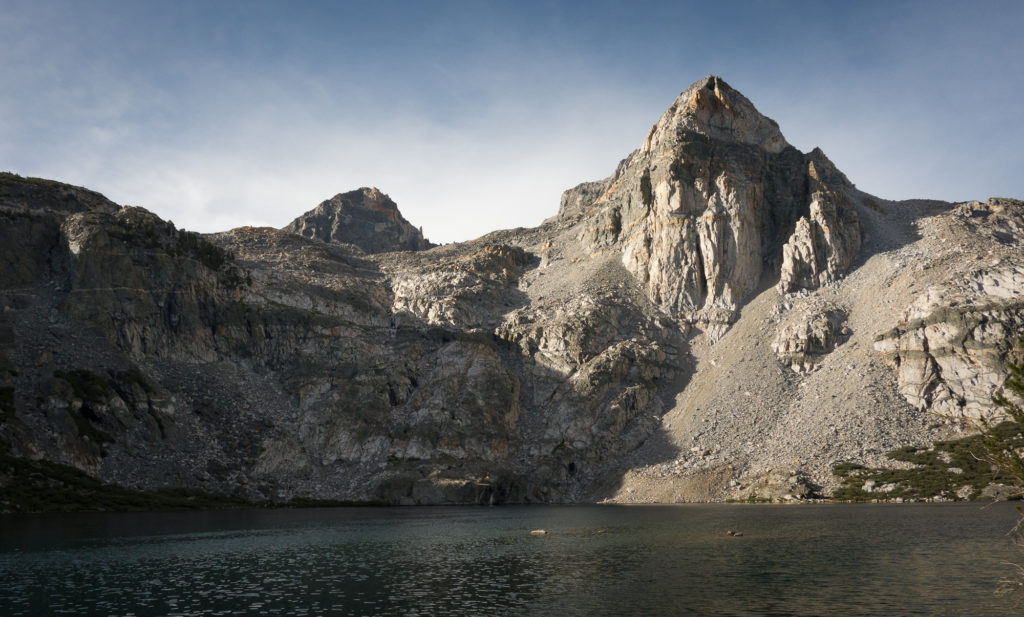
(832, 421), (1024, 501)
(0, 455), (385, 512)
(0, 455), (251, 513)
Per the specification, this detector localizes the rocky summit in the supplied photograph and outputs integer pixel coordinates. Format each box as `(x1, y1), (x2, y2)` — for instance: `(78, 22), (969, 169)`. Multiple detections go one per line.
(284, 187), (434, 253)
(1, 75), (1022, 507)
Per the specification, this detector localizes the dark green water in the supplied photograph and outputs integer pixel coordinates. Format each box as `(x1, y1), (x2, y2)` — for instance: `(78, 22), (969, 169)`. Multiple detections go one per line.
(1, 503), (1021, 616)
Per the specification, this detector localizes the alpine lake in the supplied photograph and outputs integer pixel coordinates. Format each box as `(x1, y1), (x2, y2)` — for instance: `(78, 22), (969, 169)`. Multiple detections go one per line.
(1, 502), (1021, 616)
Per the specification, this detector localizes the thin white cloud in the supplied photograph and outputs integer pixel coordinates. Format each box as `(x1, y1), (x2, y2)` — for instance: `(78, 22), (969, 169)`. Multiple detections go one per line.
(2, 0), (1022, 244)
(55, 81), (655, 243)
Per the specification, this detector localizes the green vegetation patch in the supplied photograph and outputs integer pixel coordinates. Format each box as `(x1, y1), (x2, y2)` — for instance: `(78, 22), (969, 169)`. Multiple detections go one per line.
(0, 454), (251, 513)
(832, 421), (1024, 501)
(0, 455), (385, 512)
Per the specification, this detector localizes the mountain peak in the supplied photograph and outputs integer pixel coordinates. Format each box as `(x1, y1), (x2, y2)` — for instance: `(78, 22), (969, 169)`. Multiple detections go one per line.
(329, 187), (395, 211)
(558, 75), (861, 339)
(642, 75), (789, 155)
(284, 188), (434, 253)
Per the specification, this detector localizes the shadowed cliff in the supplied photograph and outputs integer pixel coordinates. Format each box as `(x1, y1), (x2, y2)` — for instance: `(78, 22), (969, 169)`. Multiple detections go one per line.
(2, 76), (1023, 509)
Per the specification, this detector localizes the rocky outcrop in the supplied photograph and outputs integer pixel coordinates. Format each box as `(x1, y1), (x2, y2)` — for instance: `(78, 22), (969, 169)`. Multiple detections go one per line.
(496, 287), (684, 477)
(733, 469), (818, 502)
(778, 162), (862, 293)
(2, 77), (1022, 508)
(558, 76), (862, 339)
(388, 244), (532, 329)
(284, 187), (434, 253)
(772, 302), (848, 373)
(871, 199), (1024, 421)
(0, 171), (684, 505)
(875, 263), (1024, 420)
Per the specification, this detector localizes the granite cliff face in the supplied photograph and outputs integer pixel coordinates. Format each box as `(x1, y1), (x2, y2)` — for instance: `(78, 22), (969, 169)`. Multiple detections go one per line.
(558, 77), (861, 340)
(1, 76), (1022, 507)
(873, 199), (1024, 421)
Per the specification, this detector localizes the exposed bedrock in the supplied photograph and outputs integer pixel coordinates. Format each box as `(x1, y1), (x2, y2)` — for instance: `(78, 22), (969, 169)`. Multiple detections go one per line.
(773, 302), (849, 373)
(558, 76), (862, 340)
(3, 79), (1023, 507)
(875, 263), (1024, 420)
(284, 187), (434, 254)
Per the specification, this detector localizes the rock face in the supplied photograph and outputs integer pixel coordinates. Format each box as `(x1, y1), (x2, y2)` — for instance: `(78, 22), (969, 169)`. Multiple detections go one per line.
(874, 200), (1024, 420)
(0, 172), (682, 505)
(778, 159), (862, 294)
(389, 245), (532, 329)
(772, 302), (848, 373)
(558, 76), (862, 339)
(284, 187), (434, 253)
(1, 77), (1022, 507)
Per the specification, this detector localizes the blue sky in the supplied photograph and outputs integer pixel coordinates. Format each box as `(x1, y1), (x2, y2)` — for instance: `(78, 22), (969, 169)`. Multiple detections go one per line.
(2, 1), (1022, 243)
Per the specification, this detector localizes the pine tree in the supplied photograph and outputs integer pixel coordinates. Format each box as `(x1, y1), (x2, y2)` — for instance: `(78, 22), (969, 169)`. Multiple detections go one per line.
(980, 335), (1024, 594)
(981, 336), (1024, 492)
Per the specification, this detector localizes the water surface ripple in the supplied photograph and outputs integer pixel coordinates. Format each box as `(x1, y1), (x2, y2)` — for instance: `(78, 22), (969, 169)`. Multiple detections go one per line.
(1, 503), (1021, 616)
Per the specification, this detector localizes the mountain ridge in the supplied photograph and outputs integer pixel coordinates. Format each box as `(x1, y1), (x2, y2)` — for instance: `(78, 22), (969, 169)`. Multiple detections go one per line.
(1, 75), (1022, 508)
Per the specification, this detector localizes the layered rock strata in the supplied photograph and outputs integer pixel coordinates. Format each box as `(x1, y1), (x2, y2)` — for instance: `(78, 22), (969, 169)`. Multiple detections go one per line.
(0, 172), (683, 504)
(874, 199), (1024, 420)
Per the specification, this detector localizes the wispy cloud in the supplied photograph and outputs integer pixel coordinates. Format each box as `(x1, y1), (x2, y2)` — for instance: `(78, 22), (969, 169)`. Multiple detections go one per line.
(2, 0), (1022, 242)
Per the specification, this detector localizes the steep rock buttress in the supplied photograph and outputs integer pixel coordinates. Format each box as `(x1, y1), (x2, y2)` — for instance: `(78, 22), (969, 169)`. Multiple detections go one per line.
(558, 76), (862, 340)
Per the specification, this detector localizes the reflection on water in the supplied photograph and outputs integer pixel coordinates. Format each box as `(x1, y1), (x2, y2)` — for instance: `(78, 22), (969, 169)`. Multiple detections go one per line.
(1, 503), (1021, 616)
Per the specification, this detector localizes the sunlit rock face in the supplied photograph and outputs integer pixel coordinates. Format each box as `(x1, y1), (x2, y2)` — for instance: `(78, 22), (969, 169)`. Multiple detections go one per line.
(773, 302), (848, 373)
(2, 78), (1022, 508)
(559, 76), (861, 340)
(874, 201), (1024, 421)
